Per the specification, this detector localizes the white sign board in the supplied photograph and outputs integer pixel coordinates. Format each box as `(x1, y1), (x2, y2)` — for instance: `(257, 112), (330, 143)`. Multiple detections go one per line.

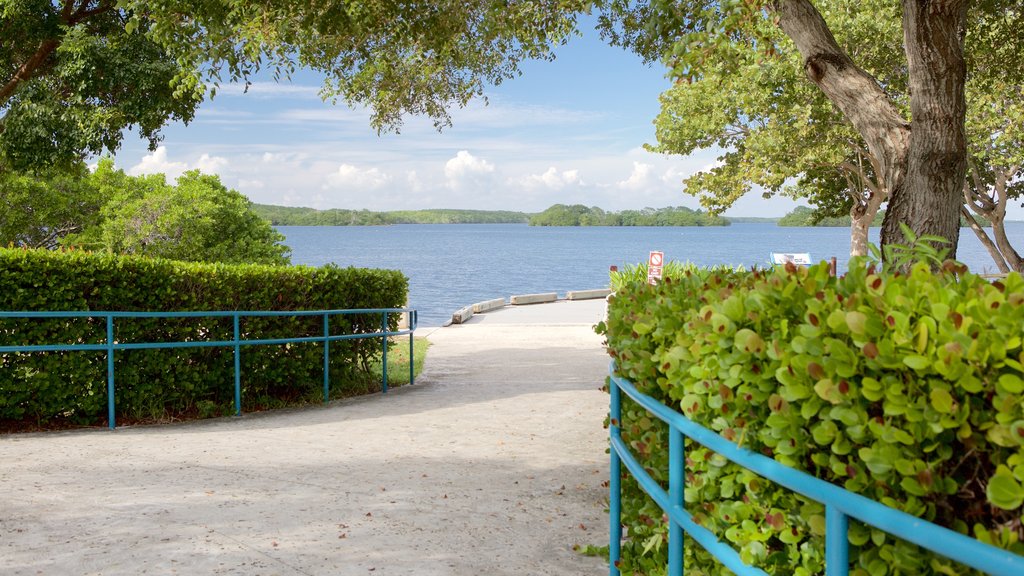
(647, 251), (664, 285)
(770, 252), (812, 266)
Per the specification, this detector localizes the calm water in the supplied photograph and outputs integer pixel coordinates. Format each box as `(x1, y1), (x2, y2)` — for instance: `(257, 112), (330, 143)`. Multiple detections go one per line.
(279, 222), (1024, 326)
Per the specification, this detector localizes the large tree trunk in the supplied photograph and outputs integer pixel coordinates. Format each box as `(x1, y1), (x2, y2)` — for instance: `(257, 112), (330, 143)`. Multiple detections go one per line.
(880, 1), (968, 259)
(774, 0), (968, 262)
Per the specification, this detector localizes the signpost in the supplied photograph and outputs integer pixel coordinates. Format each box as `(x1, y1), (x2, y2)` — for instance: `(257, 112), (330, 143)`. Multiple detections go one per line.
(647, 251), (664, 285)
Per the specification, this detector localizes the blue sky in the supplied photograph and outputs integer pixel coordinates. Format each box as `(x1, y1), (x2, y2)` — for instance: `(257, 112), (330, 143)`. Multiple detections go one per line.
(113, 22), (805, 216)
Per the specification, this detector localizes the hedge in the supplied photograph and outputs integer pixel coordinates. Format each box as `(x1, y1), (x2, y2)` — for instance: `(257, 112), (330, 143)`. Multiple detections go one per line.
(599, 260), (1024, 575)
(0, 248), (407, 429)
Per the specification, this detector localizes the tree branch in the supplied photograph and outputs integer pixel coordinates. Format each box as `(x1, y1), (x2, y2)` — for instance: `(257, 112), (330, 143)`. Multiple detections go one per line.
(0, 39), (60, 104)
(961, 204), (1008, 273)
(770, 0), (910, 195)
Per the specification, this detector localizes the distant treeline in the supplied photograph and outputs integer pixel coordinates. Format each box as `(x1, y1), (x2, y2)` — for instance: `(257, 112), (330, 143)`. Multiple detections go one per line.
(778, 205), (989, 227)
(528, 204), (729, 227)
(777, 206), (885, 227)
(252, 204), (530, 225)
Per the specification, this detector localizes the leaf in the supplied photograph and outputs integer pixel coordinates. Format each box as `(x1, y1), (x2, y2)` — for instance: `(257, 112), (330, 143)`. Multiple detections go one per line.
(998, 374), (1024, 394)
(987, 470), (1024, 510)
(814, 379), (842, 404)
(903, 355), (930, 371)
(846, 311), (868, 335)
(929, 388), (954, 413)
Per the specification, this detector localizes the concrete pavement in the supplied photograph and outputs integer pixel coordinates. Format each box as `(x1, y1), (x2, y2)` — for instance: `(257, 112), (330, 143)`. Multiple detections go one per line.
(1, 299), (611, 575)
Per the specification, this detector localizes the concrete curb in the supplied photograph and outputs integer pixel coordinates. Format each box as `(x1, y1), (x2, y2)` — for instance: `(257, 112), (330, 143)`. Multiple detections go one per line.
(509, 292), (558, 305)
(472, 297), (506, 314)
(451, 305), (474, 324)
(566, 288), (612, 301)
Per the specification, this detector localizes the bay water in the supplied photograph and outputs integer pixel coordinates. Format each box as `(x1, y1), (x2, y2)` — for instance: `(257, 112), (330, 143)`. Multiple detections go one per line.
(279, 222), (1024, 326)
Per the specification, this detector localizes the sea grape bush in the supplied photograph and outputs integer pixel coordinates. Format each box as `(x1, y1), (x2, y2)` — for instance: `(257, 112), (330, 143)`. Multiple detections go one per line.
(0, 248), (407, 428)
(598, 259), (1024, 575)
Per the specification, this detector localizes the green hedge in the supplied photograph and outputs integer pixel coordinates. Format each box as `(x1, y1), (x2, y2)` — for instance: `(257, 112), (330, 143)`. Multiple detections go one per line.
(0, 248), (407, 429)
(599, 260), (1024, 575)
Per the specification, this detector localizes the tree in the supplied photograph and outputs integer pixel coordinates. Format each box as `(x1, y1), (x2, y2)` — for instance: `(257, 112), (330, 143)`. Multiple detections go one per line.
(958, 6), (1024, 272)
(637, 0), (1023, 267)
(644, 0), (899, 256)
(66, 161), (291, 265)
(599, 0), (1014, 261)
(2, 1), (586, 172)
(0, 163), (104, 248)
(0, 2), (203, 170)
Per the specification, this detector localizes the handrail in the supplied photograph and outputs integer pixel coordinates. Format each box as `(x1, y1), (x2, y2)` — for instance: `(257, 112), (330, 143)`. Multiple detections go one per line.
(0, 308), (417, 429)
(607, 361), (1024, 576)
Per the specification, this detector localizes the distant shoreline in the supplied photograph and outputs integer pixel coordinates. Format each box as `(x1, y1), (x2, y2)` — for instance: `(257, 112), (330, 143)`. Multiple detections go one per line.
(254, 203), (741, 227)
(255, 203), (1024, 228)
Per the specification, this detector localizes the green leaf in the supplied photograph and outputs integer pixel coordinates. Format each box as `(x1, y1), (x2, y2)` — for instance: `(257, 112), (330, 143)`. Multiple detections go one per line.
(903, 355), (931, 371)
(998, 374), (1024, 394)
(929, 388), (954, 413)
(987, 470), (1024, 510)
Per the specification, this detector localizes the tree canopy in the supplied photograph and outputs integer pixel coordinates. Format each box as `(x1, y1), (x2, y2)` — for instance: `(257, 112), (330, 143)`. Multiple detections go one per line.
(65, 161), (290, 265)
(1, 159), (290, 265)
(0, 1), (202, 170)
(599, 0), (1020, 261)
(1, 0), (585, 171)
(528, 204), (729, 226)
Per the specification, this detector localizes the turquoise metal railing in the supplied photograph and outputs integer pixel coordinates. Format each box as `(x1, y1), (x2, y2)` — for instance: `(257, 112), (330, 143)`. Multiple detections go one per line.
(608, 361), (1024, 576)
(0, 308), (417, 429)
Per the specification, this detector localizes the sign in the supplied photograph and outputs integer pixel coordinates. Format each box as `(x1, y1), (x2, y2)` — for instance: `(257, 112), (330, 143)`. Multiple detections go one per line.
(770, 252), (812, 266)
(647, 251), (664, 285)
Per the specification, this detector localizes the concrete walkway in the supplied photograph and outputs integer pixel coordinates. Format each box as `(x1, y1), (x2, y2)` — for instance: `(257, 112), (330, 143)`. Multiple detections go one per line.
(0, 300), (611, 575)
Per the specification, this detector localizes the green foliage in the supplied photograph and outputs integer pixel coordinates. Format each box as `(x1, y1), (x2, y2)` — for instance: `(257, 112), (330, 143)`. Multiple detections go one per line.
(868, 224), (952, 272)
(778, 206), (884, 228)
(610, 261), (740, 293)
(64, 160), (290, 265)
(780, 206), (989, 230)
(0, 163), (105, 248)
(0, 5), (201, 170)
(3, 2), (586, 170)
(529, 204), (729, 227)
(370, 337), (431, 387)
(599, 260), (1024, 574)
(0, 248), (407, 429)
(124, 0), (586, 132)
(252, 204), (530, 226)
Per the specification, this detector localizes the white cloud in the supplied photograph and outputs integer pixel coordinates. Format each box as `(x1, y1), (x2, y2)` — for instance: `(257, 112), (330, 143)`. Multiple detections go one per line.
(196, 153), (228, 174)
(324, 163), (392, 190)
(129, 146), (188, 177)
(217, 82), (322, 98)
(238, 178), (264, 190)
(518, 167), (582, 190)
(406, 171), (425, 193)
(128, 147), (230, 180)
(444, 150), (495, 190)
(618, 161), (654, 191)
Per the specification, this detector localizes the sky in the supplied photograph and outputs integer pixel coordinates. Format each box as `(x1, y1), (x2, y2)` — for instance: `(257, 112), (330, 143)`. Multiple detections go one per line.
(111, 22), (806, 217)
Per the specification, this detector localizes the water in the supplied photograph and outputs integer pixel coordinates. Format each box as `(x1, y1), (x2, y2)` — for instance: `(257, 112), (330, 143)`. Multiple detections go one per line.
(279, 222), (1024, 326)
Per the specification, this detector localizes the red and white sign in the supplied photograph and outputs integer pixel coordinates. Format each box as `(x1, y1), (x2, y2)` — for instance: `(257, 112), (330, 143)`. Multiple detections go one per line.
(647, 251), (664, 285)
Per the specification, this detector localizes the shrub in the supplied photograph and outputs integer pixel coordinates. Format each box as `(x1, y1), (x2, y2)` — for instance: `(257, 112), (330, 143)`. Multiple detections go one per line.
(599, 260), (1024, 575)
(0, 248), (407, 428)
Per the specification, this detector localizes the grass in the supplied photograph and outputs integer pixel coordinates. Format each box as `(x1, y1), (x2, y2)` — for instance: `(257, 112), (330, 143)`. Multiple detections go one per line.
(371, 336), (431, 387)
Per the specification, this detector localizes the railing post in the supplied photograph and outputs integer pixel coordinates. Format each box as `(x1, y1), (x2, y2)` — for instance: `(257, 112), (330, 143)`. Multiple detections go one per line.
(323, 313), (330, 403)
(826, 505), (850, 576)
(668, 427), (684, 576)
(609, 370), (623, 576)
(233, 314), (241, 416)
(106, 315), (116, 430)
(381, 311), (388, 393)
